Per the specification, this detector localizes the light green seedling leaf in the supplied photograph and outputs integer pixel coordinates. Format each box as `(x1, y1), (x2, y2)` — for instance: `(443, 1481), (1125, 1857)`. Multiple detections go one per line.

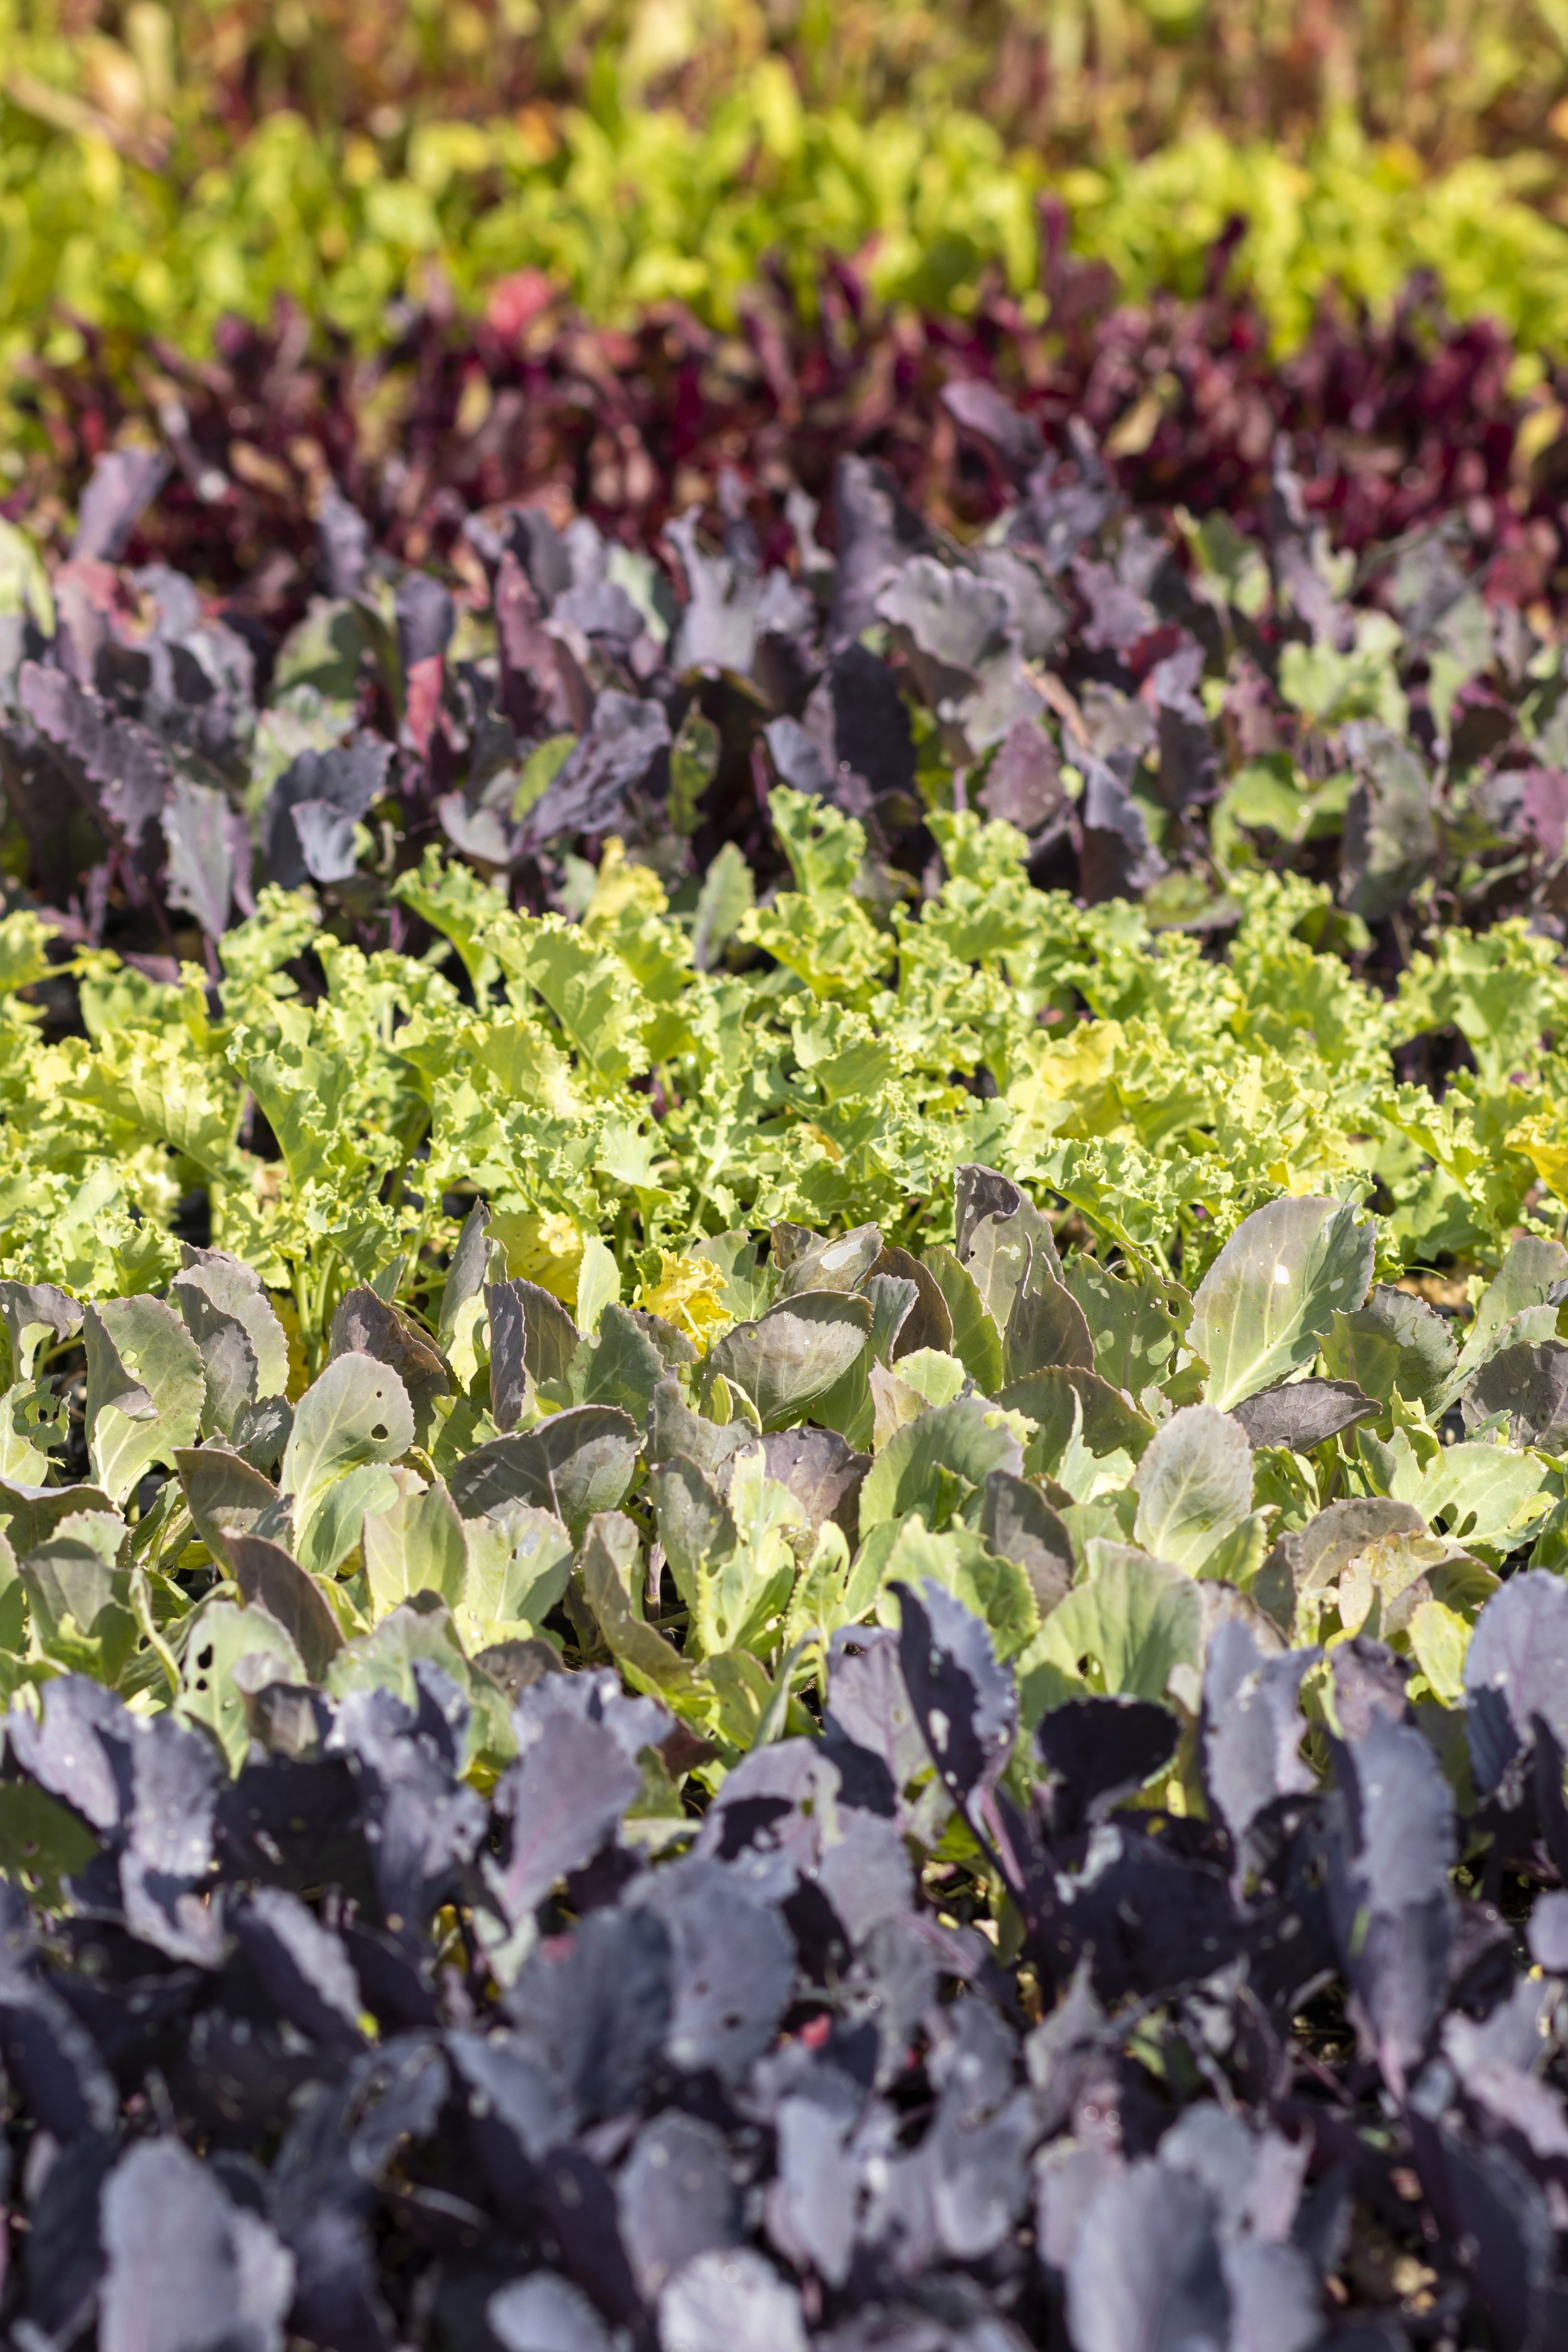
(921, 1246), (1003, 1394)
(576, 1235), (621, 1337)
(297, 1462), (401, 1579)
(1019, 1544), (1202, 1722)
(1190, 1195), (1374, 1411)
(459, 1502), (573, 1647)
(282, 1351), (415, 1524)
(1409, 1597), (1471, 1706)
(363, 1474), (469, 1619)
(580, 1509), (696, 1702)
(1132, 1404), (1254, 1572)
(692, 840), (755, 971)
(84, 1296), (206, 1505)
(871, 1513), (1038, 1661)
(861, 1393), (1023, 1532)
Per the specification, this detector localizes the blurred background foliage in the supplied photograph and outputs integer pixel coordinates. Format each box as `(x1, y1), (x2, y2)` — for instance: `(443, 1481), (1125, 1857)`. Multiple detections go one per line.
(8, 0), (1568, 428)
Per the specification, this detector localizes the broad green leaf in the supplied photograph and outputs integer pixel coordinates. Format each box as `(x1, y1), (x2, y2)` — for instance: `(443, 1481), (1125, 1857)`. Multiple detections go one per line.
(84, 1296), (206, 1505)
(459, 1503), (573, 1645)
(1322, 1281), (1458, 1410)
(363, 1475), (469, 1619)
(1131, 1404), (1254, 1571)
(224, 1533), (344, 1682)
(860, 1393), (1023, 1532)
(1019, 1545), (1202, 1720)
(576, 1304), (667, 1421)
(297, 1461), (401, 1578)
(921, 1246), (1003, 1393)
(580, 1509), (696, 1702)
(179, 1599), (308, 1769)
(1190, 1195), (1374, 1411)
(1062, 1257), (1187, 1396)
(176, 1446), (279, 1555)
(448, 1407), (641, 1534)
(281, 1352), (415, 1521)
(707, 1293), (872, 1431)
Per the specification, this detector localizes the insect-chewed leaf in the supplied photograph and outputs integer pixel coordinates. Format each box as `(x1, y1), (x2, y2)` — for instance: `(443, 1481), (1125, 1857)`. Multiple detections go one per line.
(649, 1457), (737, 1609)
(921, 1244), (1002, 1392)
(329, 1288), (452, 1442)
(861, 1392), (1023, 1532)
(361, 1475), (469, 1620)
(281, 1352), (415, 1523)
(177, 1597), (307, 1767)
(98, 2137), (295, 2352)
(1461, 1340), (1568, 1449)
(1021, 1545), (1203, 1717)
(0, 1281), (82, 1385)
(1463, 1569), (1568, 1793)
(1231, 1377), (1377, 1451)
(1322, 1279), (1457, 1409)
(706, 1293), (871, 1430)
(449, 1407), (640, 1533)
(223, 1533), (344, 1683)
(84, 1295), (206, 1505)
(1190, 1195), (1374, 1412)
(1131, 1403), (1253, 1570)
